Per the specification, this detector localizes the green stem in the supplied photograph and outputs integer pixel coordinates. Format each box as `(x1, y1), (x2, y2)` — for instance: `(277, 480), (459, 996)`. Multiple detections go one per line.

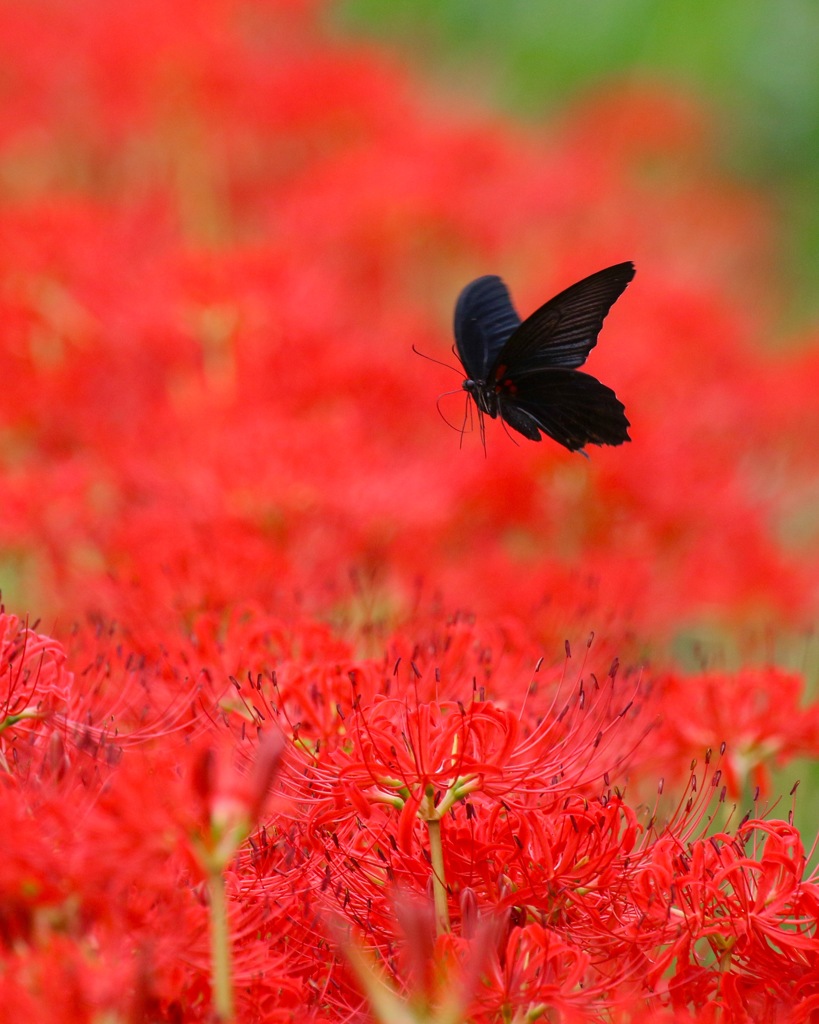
(426, 818), (450, 935)
(208, 866), (235, 1022)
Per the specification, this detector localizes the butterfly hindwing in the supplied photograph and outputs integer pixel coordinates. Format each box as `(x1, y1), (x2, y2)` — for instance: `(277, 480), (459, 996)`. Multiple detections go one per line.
(454, 275), (521, 381)
(490, 261), (635, 377)
(497, 368), (630, 450)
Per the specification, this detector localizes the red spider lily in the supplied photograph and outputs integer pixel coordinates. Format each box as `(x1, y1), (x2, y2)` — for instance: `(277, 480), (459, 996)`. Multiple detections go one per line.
(304, 650), (643, 820)
(297, 652), (645, 938)
(650, 666), (819, 798)
(0, 611), (72, 763)
(633, 819), (819, 1016)
(464, 793), (642, 919)
(670, 822), (819, 983)
(473, 919), (644, 1023)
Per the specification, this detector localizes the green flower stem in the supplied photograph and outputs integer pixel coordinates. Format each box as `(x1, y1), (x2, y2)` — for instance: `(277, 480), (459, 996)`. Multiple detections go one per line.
(426, 817), (450, 935)
(207, 864), (235, 1022)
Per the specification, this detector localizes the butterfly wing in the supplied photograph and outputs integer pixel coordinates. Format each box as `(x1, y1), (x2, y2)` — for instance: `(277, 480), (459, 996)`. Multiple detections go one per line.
(453, 275), (521, 381)
(490, 262), (635, 377)
(497, 368), (630, 450)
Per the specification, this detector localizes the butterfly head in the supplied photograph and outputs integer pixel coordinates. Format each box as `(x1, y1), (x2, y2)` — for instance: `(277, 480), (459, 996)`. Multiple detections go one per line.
(462, 377), (498, 418)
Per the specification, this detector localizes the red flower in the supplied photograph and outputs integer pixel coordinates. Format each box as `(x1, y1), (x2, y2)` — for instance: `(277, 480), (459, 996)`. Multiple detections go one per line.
(0, 611), (72, 774)
(304, 653), (642, 843)
(653, 667), (819, 796)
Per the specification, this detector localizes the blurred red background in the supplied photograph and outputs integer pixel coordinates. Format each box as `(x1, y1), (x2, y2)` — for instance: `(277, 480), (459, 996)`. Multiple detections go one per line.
(1, 0), (818, 655)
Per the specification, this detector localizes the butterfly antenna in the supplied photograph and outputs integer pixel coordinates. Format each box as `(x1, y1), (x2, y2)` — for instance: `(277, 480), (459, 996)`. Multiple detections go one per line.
(436, 389), (471, 432)
(459, 395), (471, 450)
(412, 344), (463, 376)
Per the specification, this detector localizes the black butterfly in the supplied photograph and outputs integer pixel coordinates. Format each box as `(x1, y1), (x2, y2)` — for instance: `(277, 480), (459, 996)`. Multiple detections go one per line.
(453, 262), (635, 452)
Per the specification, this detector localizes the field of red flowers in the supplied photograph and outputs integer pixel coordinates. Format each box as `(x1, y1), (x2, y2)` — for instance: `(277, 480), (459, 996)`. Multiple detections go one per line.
(3, 2), (819, 1021)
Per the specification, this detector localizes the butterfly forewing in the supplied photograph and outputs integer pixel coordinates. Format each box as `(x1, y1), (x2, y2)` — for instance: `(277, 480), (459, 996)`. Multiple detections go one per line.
(454, 275), (521, 381)
(490, 261), (635, 378)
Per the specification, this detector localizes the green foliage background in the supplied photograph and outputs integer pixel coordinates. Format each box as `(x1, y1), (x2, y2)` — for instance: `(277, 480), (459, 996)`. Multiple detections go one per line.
(334, 0), (819, 327)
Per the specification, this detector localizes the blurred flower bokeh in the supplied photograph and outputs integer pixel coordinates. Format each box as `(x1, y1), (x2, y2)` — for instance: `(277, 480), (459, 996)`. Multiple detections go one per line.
(2, 2), (819, 1021)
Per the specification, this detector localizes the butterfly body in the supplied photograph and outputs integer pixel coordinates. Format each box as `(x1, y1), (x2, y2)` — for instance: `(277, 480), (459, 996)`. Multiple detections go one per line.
(453, 262), (635, 452)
